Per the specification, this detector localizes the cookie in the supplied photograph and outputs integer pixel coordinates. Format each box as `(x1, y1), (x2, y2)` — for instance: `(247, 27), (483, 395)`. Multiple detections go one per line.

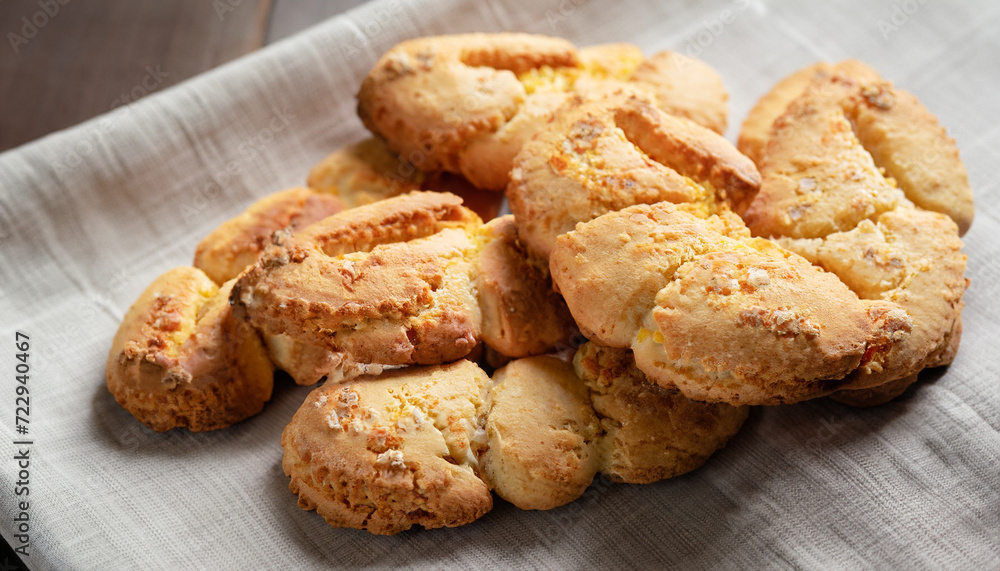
(194, 188), (346, 285)
(232, 191), (574, 370)
(106, 267), (273, 431)
(282, 360), (493, 534)
(550, 202), (911, 405)
(777, 208), (966, 392)
(741, 63), (970, 404)
(508, 93), (759, 260)
(574, 343), (747, 483)
(284, 346), (748, 531)
(741, 62), (973, 236)
(481, 356), (600, 510)
(358, 34), (729, 190)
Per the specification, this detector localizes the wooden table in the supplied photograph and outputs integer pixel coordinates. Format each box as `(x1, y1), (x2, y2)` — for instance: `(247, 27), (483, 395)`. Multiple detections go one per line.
(0, 0), (367, 153)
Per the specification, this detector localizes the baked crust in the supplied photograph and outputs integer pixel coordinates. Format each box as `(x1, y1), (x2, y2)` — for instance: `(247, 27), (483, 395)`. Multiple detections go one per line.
(232, 191), (574, 371)
(105, 267), (273, 431)
(194, 188), (346, 285)
(551, 202), (911, 406)
(574, 343), (747, 483)
(282, 360), (493, 534)
(358, 33), (729, 190)
(284, 347), (747, 530)
(508, 93), (759, 260)
(739, 62), (971, 405)
(741, 62), (972, 236)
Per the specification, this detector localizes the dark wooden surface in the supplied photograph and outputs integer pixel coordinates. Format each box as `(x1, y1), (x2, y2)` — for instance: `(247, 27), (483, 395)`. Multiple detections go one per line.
(0, 0), (366, 153)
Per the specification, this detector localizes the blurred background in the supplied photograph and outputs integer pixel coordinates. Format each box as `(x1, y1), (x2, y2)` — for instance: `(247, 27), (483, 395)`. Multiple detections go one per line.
(0, 0), (367, 153)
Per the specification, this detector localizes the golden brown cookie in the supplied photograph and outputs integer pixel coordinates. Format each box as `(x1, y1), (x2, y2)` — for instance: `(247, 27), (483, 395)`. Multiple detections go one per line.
(550, 202), (912, 406)
(740, 63), (971, 405)
(233, 191), (483, 367)
(282, 360), (493, 535)
(573, 343), (747, 483)
(306, 137), (425, 207)
(106, 267), (273, 432)
(777, 208), (966, 391)
(475, 216), (575, 358)
(232, 191), (574, 372)
(283, 347), (748, 531)
(194, 188), (346, 285)
(358, 34), (729, 190)
(740, 62), (973, 236)
(481, 356), (600, 510)
(508, 93), (759, 260)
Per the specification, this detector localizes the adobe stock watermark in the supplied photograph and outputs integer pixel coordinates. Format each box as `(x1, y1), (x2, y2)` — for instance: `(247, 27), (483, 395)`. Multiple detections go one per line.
(877, 0), (928, 40)
(51, 64), (170, 176)
(545, 0), (589, 31)
(180, 104), (297, 223)
(684, 0), (754, 59)
(534, 472), (615, 546)
(213, 0), (253, 21)
(6, 0), (72, 54)
(32, 263), (147, 378)
(339, 0), (405, 58)
(801, 413), (844, 456)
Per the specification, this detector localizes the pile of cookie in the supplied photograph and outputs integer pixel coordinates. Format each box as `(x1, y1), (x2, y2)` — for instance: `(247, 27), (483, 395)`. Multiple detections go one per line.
(106, 34), (972, 534)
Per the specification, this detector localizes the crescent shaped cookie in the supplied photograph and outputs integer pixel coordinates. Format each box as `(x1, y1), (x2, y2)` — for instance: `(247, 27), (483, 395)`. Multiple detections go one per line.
(740, 63), (970, 405)
(282, 344), (746, 533)
(740, 62), (973, 236)
(550, 202), (912, 406)
(232, 191), (574, 370)
(106, 267), (273, 432)
(357, 33), (729, 190)
(196, 140), (502, 289)
(508, 93), (759, 260)
(194, 187), (347, 285)
(776, 208), (966, 402)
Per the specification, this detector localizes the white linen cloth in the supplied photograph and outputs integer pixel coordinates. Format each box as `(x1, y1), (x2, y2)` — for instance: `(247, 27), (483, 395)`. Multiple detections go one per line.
(1, 0), (998, 568)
